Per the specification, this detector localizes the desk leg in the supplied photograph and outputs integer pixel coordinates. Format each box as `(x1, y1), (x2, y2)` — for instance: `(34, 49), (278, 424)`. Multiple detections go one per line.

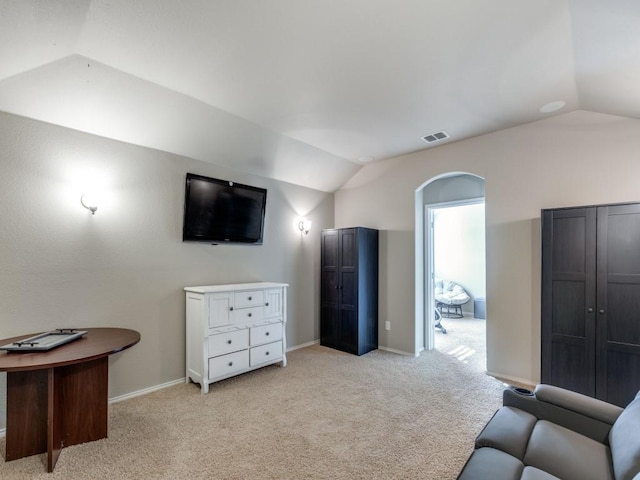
(47, 357), (109, 472)
(5, 370), (48, 461)
(5, 358), (109, 473)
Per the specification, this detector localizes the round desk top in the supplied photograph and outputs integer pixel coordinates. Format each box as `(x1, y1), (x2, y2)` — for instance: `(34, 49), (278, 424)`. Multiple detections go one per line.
(0, 328), (140, 372)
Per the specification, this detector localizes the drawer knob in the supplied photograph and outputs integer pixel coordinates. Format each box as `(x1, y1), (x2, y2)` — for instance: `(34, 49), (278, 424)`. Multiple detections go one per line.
(229, 307), (234, 311)
(227, 340), (232, 344)
(248, 296), (252, 301)
(265, 351), (269, 356)
(248, 313), (252, 317)
(266, 302), (269, 306)
(228, 362), (233, 367)
(265, 331), (270, 336)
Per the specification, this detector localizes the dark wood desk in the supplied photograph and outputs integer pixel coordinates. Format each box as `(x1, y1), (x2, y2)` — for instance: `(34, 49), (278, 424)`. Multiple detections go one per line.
(0, 328), (140, 472)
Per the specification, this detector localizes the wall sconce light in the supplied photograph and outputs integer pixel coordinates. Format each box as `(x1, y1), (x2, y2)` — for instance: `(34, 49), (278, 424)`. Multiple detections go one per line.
(80, 194), (98, 215)
(298, 219), (312, 235)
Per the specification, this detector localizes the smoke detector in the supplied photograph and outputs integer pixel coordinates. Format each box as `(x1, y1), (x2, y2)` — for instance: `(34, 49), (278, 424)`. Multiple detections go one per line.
(422, 131), (449, 144)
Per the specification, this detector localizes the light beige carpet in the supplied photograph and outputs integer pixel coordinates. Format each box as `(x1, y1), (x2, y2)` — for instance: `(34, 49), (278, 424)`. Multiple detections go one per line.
(435, 314), (487, 374)
(0, 344), (506, 479)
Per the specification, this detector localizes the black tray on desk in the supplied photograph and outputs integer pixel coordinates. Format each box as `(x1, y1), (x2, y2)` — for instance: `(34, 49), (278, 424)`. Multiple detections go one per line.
(0, 329), (88, 352)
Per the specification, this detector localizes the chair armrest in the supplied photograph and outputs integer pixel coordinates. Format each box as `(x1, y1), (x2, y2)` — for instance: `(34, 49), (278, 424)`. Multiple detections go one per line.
(503, 385), (623, 444)
(534, 384), (623, 425)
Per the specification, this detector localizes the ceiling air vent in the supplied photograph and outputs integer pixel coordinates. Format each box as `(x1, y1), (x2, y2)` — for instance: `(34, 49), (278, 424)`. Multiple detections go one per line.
(422, 131), (449, 144)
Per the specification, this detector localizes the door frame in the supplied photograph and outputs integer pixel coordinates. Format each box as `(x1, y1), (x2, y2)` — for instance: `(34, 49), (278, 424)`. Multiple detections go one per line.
(414, 172), (485, 354)
(424, 198), (485, 350)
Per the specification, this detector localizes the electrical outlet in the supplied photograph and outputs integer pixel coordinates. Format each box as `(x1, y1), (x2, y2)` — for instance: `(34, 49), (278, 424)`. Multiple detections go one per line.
(384, 321), (391, 331)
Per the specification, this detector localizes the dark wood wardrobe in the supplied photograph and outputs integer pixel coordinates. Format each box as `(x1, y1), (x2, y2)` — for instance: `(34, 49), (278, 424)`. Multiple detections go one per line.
(541, 202), (640, 407)
(320, 227), (378, 355)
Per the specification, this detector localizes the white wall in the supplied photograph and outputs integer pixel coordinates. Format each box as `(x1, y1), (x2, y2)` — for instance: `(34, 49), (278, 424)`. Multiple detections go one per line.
(0, 111), (334, 428)
(433, 203), (486, 311)
(336, 110), (640, 385)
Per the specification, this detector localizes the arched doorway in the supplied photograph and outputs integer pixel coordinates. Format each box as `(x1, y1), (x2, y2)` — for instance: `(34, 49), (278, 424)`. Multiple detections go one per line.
(414, 173), (486, 366)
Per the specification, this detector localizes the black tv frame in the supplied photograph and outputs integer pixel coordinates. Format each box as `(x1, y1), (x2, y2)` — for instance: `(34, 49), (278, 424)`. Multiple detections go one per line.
(182, 173), (267, 245)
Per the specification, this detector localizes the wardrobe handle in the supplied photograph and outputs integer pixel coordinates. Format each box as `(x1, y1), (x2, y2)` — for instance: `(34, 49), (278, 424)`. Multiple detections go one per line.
(599, 309), (605, 314)
(587, 308), (593, 313)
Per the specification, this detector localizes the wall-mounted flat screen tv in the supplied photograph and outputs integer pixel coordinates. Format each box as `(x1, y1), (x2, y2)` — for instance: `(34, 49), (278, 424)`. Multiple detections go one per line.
(182, 173), (267, 244)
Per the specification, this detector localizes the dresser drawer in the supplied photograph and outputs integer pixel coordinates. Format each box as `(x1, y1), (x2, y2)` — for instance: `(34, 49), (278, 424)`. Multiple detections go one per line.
(234, 306), (264, 324)
(250, 341), (283, 366)
(234, 290), (265, 308)
(208, 329), (248, 356)
(250, 323), (283, 346)
(208, 350), (249, 379)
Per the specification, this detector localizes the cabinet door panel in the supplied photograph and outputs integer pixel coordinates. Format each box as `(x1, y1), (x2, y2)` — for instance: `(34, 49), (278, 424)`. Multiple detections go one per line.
(322, 230), (338, 268)
(320, 305), (339, 348)
(338, 310), (358, 353)
(606, 347), (640, 407)
(321, 270), (338, 305)
(321, 230), (339, 306)
(340, 229), (356, 268)
(340, 270), (357, 308)
(550, 340), (591, 395)
(596, 205), (640, 406)
(551, 281), (586, 337)
(208, 293), (233, 329)
(264, 289), (283, 318)
(541, 208), (596, 396)
(607, 283), (640, 345)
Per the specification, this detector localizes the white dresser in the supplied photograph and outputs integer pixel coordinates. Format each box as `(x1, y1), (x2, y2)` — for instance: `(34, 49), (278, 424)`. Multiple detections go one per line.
(184, 282), (288, 393)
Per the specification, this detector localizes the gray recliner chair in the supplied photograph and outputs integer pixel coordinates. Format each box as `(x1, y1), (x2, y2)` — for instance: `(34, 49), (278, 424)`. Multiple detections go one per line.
(457, 384), (640, 480)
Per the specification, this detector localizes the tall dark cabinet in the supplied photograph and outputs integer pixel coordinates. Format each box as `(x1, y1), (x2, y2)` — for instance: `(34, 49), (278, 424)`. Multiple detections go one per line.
(541, 202), (640, 407)
(321, 227), (378, 355)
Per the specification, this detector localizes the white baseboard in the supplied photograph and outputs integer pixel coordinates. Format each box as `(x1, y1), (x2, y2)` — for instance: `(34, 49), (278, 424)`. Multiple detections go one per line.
(109, 377), (186, 404)
(289, 340), (417, 357)
(378, 345), (418, 357)
(486, 370), (537, 388)
(287, 339), (319, 352)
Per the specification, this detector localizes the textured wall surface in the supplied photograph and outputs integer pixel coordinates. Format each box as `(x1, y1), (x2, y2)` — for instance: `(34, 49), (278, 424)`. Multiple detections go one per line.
(0, 111), (334, 428)
(336, 110), (640, 384)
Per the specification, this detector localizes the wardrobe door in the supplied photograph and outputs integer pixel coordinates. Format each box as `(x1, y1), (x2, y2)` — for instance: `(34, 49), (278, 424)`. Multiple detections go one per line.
(320, 229), (340, 350)
(541, 207), (597, 396)
(338, 228), (358, 354)
(596, 204), (640, 406)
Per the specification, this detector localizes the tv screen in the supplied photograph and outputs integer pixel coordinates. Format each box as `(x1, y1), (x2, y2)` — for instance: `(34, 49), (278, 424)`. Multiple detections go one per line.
(182, 173), (267, 244)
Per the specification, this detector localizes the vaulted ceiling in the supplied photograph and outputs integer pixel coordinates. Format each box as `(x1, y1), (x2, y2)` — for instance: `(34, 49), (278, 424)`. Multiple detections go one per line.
(1, 0), (639, 191)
